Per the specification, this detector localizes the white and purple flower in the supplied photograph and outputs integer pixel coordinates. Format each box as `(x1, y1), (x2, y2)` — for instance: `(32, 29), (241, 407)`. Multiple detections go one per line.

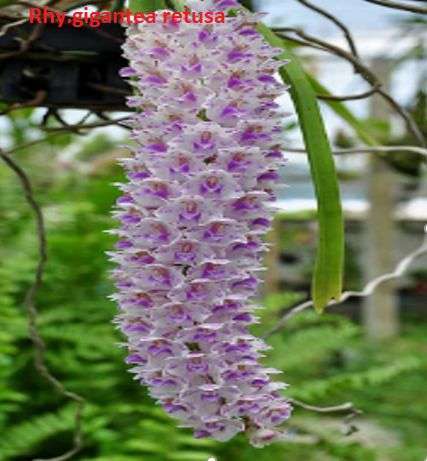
(111, 0), (291, 447)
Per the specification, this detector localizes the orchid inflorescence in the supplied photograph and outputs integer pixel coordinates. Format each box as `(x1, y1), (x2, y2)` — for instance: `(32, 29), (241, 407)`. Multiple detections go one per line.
(110, 0), (291, 447)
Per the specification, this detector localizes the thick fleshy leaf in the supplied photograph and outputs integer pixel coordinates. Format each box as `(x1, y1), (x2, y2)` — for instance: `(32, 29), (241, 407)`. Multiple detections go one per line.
(258, 24), (344, 312)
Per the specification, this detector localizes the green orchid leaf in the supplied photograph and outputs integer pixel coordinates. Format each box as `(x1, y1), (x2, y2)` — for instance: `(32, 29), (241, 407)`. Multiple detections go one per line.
(258, 24), (344, 312)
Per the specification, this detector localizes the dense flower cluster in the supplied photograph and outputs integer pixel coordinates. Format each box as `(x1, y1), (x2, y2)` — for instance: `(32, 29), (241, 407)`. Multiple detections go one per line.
(110, 0), (291, 447)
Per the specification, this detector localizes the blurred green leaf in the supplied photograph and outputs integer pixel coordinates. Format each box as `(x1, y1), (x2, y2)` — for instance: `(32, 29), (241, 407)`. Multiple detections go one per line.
(0, 405), (76, 459)
(128, 0), (165, 13)
(291, 356), (421, 401)
(168, 451), (216, 461)
(0, 0), (16, 9)
(170, 0), (186, 10)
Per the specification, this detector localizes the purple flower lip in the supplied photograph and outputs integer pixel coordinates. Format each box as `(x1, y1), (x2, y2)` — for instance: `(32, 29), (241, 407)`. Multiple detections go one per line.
(185, 283), (209, 301)
(165, 403), (188, 414)
(183, 91), (197, 103)
(148, 344), (173, 357)
(116, 240), (133, 250)
(119, 67), (136, 77)
(201, 392), (220, 402)
(129, 171), (151, 181)
(117, 194), (134, 205)
(227, 48), (252, 63)
(182, 61), (203, 75)
(149, 47), (170, 59)
(239, 27), (258, 37)
(236, 401), (260, 413)
(212, 299), (242, 314)
(146, 142), (168, 153)
(214, 0), (240, 8)
(258, 171), (279, 181)
(266, 149), (283, 159)
(165, 305), (191, 322)
(145, 73), (167, 85)
(252, 217), (270, 227)
(186, 358), (209, 373)
(121, 213), (141, 224)
(193, 330), (217, 342)
(222, 369), (254, 381)
(142, 183), (170, 199)
(145, 266), (176, 288)
(131, 293), (154, 308)
(194, 430), (211, 439)
(149, 377), (178, 388)
(175, 161), (190, 173)
(174, 250), (196, 263)
(123, 322), (151, 334)
(232, 196), (260, 211)
(269, 407), (291, 423)
(198, 30), (209, 41)
(116, 281), (132, 290)
(227, 75), (243, 89)
(200, 262), (228, 280)
(130, 251), (155, 264)
(125, 353), (146, 364)
(180, 210), (202, 223)
(251, 378), (269, 387)
(230, 242), (253, 251)
(201, 176), (223, 194)
(231, 275), (258, 290)
(225, 343), (250, 353)
(240, 127), (270, 144)
(233, 313), (252, 322)
(221, 105), (239, 118)
(258, 74), (277, 84)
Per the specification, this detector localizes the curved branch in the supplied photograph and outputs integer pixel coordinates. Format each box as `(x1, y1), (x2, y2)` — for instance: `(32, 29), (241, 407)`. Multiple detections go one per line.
(51, 110), (85, 135)
(0, 148), (86, 461)
(275, 28), (426, 147)
(284, 144), (427, 159)
(295, 0), (359, 57)
(362, 0), (427, 14)
(290, 398), (359, 414)
(289, 397), (362, 435)
(2, 134), (64, 154)
(0, 17), (27, 38)
(264, 234), (427, 338)
(0, 90), (47, 115)
(0, 22), (45, 60)
(316, 85), (380, 101)
(43, 115), (131, 132)
(1, 114), (129, 156)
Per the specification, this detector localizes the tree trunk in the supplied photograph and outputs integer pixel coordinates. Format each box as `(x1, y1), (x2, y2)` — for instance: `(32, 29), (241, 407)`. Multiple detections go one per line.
(362, 58), (399, 340)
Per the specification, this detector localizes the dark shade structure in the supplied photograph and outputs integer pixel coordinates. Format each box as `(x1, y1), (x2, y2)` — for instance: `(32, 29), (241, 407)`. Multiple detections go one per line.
(0, 21), (131, 111)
